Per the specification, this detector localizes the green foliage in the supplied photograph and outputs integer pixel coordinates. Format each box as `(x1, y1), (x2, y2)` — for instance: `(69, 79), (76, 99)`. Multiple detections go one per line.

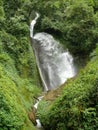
(31, 0), (98, 55)
(3, 0), (23, 18)
(38, 57), (98, 130)
(0, 0), (41, 129)
(0, 0), (98, 130)
(64, 3), (96, 54)
(0, 71), (26, 129)
(0, 1), (5, 29)
(83, 108), (98, 130)
(0, 53), (38, 130)
(0, 6), (5, 18)
(90, 44), (98, 60)
(37, 100), (51, 126)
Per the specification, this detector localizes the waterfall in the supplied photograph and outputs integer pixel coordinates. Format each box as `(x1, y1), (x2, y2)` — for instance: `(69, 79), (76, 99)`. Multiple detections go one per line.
(30, 12), (39, 38)
(30, 13), (77, 129)
(30, 13), (76, 91)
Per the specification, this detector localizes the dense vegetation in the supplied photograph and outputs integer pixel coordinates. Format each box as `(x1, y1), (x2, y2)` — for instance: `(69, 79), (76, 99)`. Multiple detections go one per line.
(32, 0), (98, 55)
(38, 49), (98, 130)
(34, 0), (98, 130)
(0, 0), (98, 130)
(0, 0), (41, 130)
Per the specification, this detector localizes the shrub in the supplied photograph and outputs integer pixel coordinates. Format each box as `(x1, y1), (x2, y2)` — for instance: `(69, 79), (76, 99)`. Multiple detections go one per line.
(38, 58), (98, 130)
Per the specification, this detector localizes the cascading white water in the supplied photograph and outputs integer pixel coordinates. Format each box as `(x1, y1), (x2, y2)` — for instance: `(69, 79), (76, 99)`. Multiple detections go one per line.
(33, 33), (76, 90)
(30, 13), (77, 129)
(34, 96), (43, 129)
(30, 12), (39, 37)
(30, 13), (76, 91)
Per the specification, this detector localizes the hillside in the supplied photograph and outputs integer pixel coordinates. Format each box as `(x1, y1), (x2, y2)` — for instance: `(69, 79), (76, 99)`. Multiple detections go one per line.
(0, 0), (41, 130)
(38, 51), (98, 130)
(0, 0), (98, 130)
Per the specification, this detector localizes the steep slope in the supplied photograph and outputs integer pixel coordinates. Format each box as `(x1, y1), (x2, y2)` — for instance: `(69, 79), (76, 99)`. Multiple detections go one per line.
(0, 0), (98, 130)
(34, 0), (98, 129)
(38, 48), (98, 130)
(0, 0), (41, 130)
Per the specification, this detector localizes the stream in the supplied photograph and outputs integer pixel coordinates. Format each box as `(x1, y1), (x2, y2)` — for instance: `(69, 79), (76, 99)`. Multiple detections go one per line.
(30, 13), (77, 129)
(34, 96), (43, 129)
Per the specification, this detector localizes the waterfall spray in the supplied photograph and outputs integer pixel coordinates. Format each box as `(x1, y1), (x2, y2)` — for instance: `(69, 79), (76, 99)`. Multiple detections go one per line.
(30, 13), (77, 129)
(30, 13), (76, 91)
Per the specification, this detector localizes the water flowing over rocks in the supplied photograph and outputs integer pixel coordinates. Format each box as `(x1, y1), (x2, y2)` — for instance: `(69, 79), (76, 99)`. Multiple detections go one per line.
(30, 13), (76, 91)
(32, 33), (77, 91)
(30, 13), (77, 129)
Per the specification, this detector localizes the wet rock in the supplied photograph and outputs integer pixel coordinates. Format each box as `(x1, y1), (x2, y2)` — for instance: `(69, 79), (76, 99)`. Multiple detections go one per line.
(28, 107), (37, 125)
